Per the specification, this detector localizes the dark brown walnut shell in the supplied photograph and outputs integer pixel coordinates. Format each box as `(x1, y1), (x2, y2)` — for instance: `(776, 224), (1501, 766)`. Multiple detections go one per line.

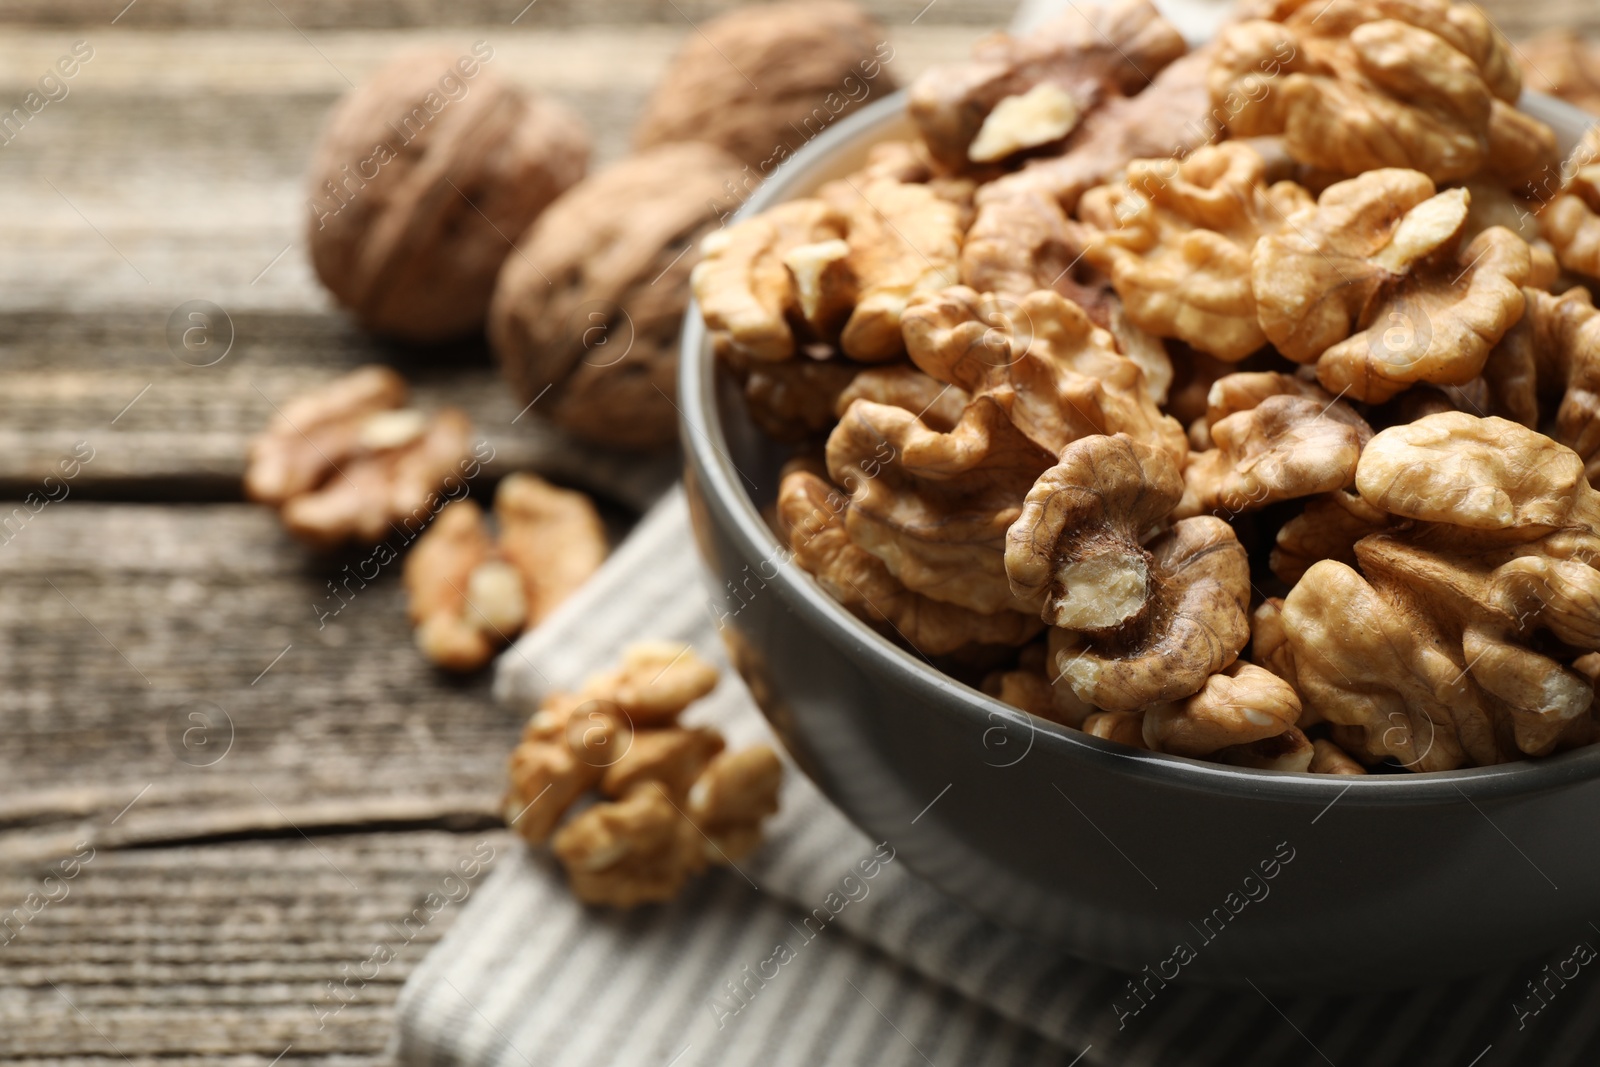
(306, 46), (590, 343)
(490, 142), (743, 451)
(632, 0), (897, 172)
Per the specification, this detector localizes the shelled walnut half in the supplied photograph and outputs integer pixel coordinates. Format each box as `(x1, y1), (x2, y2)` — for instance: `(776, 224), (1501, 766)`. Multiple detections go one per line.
(504, 644), (783, 907)
(403, 473), (606, 672)
(244, 365), (476, 548)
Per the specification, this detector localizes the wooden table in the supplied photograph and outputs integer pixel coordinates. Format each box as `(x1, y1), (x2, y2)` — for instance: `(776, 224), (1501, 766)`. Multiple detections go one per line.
(0, 2), (1587, 1064)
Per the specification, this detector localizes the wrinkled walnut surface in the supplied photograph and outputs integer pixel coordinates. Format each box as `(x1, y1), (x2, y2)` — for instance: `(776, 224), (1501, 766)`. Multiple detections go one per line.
(244, 365), (473, 548)
(633, 0), (895, 171)
(307, 48), (589, 342)
(491, 142), (742, 450)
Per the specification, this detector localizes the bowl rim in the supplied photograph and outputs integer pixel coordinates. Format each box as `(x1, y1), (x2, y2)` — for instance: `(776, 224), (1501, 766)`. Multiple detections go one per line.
(679, 87), (1600, 807)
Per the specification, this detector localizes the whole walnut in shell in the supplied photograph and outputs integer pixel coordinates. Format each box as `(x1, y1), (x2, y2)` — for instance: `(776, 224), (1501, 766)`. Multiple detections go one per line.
(307, 46), (590, 342)
(491, 142), (743, 450)
(633, 0), (897, 172)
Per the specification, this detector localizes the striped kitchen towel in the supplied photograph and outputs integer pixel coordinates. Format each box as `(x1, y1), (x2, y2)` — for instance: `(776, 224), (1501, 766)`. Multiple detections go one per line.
(391, 489), (1600, 1066)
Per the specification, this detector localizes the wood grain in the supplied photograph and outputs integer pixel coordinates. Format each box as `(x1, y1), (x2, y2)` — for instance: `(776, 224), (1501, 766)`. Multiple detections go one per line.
(0, 2), (1585, 1064)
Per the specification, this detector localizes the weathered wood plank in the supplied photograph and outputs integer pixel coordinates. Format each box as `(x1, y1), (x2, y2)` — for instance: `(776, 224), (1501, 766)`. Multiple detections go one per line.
(0, 503), (541, 867)
(0, 831), (513, 1064)
(0, 310), (679, 508)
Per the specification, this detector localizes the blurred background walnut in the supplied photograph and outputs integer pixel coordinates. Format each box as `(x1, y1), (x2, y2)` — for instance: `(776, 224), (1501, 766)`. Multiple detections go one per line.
(244, 365), (475, 547)
(403, 473), (607, 672)
(632, 0), (896, 171)
(306, 46), (590, 343)
(1518, 29), (1600, 115)
(491, 143), (741, 450)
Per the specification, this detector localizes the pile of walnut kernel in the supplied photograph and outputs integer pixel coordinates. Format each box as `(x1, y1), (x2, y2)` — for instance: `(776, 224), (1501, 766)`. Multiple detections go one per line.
(504, 644), (783, 907)
(692, 0), (1600, 774)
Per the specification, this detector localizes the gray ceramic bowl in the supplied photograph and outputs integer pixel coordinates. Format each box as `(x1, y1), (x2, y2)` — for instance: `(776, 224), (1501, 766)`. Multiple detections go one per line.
(680, 89), (1600, 990)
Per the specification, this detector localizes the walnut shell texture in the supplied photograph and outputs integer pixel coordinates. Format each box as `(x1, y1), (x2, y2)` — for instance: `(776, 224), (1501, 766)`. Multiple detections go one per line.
(490, 141), (743, 451)
(633, 0), (898, 171)
(307, 46), (590, 342)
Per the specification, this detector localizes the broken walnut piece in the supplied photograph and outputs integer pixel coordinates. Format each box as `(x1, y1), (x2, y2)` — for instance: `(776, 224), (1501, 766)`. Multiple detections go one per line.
(1483, 285), (1600, 483)
(1142, 661), (1301, 758)
(1542, 127), (1600, 284)
(601, 726), (725, 800)
(693, 199), (848, 363)
(576, 642), (721, 728)
(820, 176), (964, 362)
(901, 286), (1186, 462)
(1177, 389), (1373, 519)
(1270, 489), (1393, 585)
(1079, 142), (1315, 362)
(244, 365), (475, 548)
(1208, 0), (1541, 184)
(835, 364), (970, 429)
(1252, 170), (1531, 402)
(778, 467), (1043, 656)
(403, 500), (521, 672)
(1308, 737), (1368, 775)
(827, 396), (1052, 614)
(907, 0), (1186, 170)
(1044, 515), (1251, 712)
(1083, 710), (1148, 748)
(504, 691), (622, 844)
(402, 473), (605, 672)
(687, 745), (784, 864)
(495, 473), (608, 629)
(552, 781), (706, 908)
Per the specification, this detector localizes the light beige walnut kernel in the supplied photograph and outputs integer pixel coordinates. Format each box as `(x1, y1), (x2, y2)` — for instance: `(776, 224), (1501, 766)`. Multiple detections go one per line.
(633, 0), (895, 170)
(504, 693), (619, 844)
(1004, 433), (1183, 628)
(827, 397), (1052, 614)
(578, 642), (721, 728)
(490, 143), (742, 450)
(1483, 285), (1600, 482)
(496, 473), (608, 628)
(901, 286), (1186, 462)
(1177, 391), (1372, 518)
(553, 781), (706, 907)
(1271, 489), (1393, 584)
(1282, 414), (1600, 768)
(693, 199), (848, 363)
(687, 746), (784, 863)
(404, 501), (519, 671)
(908, 0), (1186, 169)
(778, 467), (1043, 655)
(244, 365), (474, 548)
(1079, 143), (1314, 362)
(822, 177), (965, 362)
(1208, 0), (1550, 184)
(1542, 127), (1600, 283)
(1142, 662), (1301, 758)
(1517, 29), (1600, 117)
(601, 726), (725, 800)
(1252, 170), (1531, 402)
(307, 49), (589, 342)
